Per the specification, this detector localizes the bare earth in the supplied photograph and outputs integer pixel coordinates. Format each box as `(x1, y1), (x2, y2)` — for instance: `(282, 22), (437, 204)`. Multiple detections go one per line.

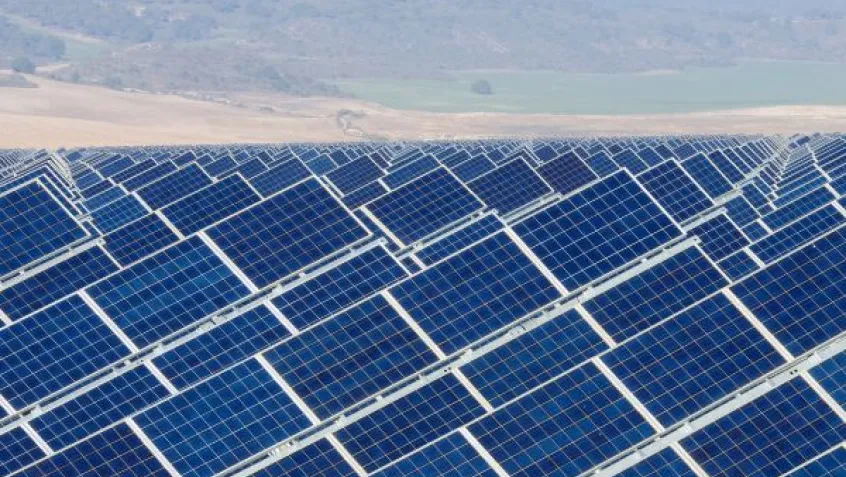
(2, 75), (846, 148)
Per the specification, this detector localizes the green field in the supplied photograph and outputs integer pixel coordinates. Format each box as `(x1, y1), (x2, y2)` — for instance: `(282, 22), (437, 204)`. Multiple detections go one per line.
(335, 61), (846, 115)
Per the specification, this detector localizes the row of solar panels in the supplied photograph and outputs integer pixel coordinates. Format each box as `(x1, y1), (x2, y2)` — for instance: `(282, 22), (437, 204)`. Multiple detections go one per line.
(0, 133), (843, 477)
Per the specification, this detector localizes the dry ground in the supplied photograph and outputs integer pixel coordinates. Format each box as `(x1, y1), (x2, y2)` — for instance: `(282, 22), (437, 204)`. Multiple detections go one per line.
(2, 75), (846, 148)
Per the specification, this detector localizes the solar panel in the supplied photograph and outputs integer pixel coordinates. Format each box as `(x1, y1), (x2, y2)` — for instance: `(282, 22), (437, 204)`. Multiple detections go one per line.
(384, 156), (442, 189)
(750, 205), (844, 263)
(374, 432), (498, 477)
(467, 159), (552, 214)
(207, 178), (368, 288)
(390, 232), (560, 354)
(86, 236), (251, 348)
(415, 214), (504, 265)
(761, 186), (835, 230)
(451, 155), (496, 182)
(469, 363), (655, 477)
(0, 428), (45, 476)
(615, 448), (697, 477)
(637, 161), (713, 223)
(717, 249), (760, 281)
(515, 170), (682, 290)
(368, 168), (483, 244)
(89, 194), (148, 233)
(326, 156), (384, 195)
(249, 158), (311, 197)
(687, 213), (750, 261)
(162, 174), (260, 236)
(785, 447), (846, 477)
(251, 438), (357, 477)
(102, 213), (180, 266)
(0, 182), (86, 275)
(122, 162), (178, 191)
(136, 164), (213, 210)
(681, 154), (732, 198)
(536, 152), (598, 196)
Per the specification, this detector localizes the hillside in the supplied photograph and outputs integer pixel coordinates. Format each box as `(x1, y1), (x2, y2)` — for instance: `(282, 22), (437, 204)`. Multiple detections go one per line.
(1, 0), (846, 98)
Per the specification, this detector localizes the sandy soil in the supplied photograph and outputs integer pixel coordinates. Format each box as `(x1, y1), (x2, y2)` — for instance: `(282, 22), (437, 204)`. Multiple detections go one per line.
(2, 75), (846, 148)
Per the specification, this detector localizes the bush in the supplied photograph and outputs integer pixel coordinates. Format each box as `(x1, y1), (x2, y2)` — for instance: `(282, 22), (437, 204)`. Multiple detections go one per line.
(471, 79), (493, 95)
(10, 57), (36, 74)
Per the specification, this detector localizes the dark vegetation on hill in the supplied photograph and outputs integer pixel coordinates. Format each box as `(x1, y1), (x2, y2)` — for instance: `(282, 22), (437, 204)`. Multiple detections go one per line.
(1, 0), (845, 97)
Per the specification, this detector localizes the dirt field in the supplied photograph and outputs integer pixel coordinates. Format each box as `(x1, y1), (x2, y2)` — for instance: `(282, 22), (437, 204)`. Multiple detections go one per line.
(2, 75), (846, 149)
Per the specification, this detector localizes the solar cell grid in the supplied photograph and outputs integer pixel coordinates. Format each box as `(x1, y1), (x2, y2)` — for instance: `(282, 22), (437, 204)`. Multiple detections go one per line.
(682, 154), (733, 198)
(616, 448), (697, 477)
(451, 155), (496, 182)
(687, 213), (750, 261)
(785, 447), (846, 477)
(208, 178), (368, 288)
(717, 250), (760, 281)
(637, 160), (713, 223)
(0, 427), (45, 476)
(162, 173), (260, 236)
(122, 162), (177, 191)
(415, 214), (504, 265)
(102, 213), (179, 266)
(89, 194), (148, 234)
(136, 164), (213, 210)
(536, 152), (598, 196)
(751, 205), (844, 264)
(468, 158), (552, 214)
(809, 351), (846, 408)
(586, 151), (620, 177)
(326, 156), (384, 195)
(374, 432), (498, 477)
(251, 438), (357, 477)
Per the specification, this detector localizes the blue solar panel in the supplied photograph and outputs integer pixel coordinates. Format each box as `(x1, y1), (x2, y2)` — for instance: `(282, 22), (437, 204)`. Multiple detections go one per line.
(586, 152), (620, 177)
(249, 158), (311, 197)
(751, 205), (844, 264)
(0, 246), (117, 321)
(451, 155), (496, 182)
(251, 439), (357, 477)
(391, 232), (560, 354)
(762, 186), (836, 230)
(717, 250), (760, 281)
(334, 373), (486, 473)
(80, 180), (112, 199)
(515, 170), (682, 290)
(810, 351), (846, 408)
(162, 174), (260, 236)
(84, 186), (124, 211)
(136, 164), (213, 210)
(536, 152), (598, 196)
(30, 365), (170, 449)
(264, 294), (438, 418)
(272, 246), (407, 329)
(637, 161), (713, 223)
(583, 246), (728, 342)
(87, 236), (251, 348)
(204, 155), (238, 177)
(369, 168), (483, 244)
(153, 304), (291, 389)
(741, 183), (772, 212)
(469, 363), (654, 477)
(135, 358), (311, 477)
(208, 178), (368, 288)
(102, 213), (179, 266)
(90, 194), (148, 234)
(461, 308), (608, 407)
(18, 422), (170, 477)
(384, 156), (441, 189)
(342, 180), (388, 209)
(416, 214), (504, 265)
(723, 196), (759, 227)
(228, 157), (268, 179)
(326, 156), (384, 194)
(306, 155), (337, 175)
(682, 154), (732, 198)
(681, 378), (846, 477)
(374, 432), (498, 477)
(468, 159), (552, 214)
(122, 162), (178, 191)
(0, 427), (45, 476)
(0, 182), (86, 275)
(731, 226), (846, 355)
(97, 156), (134, 178)
(785, 447), (846, 477)
(603, 293), (785, 426)
(613, 150), (649, 174)
(0, 295), (130, 409)
(687, 214), (750, 261)
(617, 448), (697, 477)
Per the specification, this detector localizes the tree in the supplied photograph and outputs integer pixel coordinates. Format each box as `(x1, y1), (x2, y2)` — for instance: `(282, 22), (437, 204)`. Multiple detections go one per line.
(10, 57), (35, 74)
(471, 79), (493, 95)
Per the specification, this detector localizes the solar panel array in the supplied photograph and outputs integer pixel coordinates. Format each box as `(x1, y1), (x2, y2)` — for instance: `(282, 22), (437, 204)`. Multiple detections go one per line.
(0, 134), (844, 477)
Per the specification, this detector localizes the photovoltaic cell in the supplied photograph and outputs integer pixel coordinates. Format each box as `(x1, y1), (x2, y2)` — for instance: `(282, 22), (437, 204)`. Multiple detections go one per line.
(468, 159), (552, 214)
(731, 226), (846, 355)
(809, 351), (846, 408)
(637, 161), (713, 223)
(750, 205), (844, 264)
(761, 186), (835, 230)
(334, 373), (486, 473)
(208, 178), (368, 288)
(416, 214), (504, 265)
(602, 293), (785, 426)
(84, 186), (124, 211)
(0, 295), (130, 409)
(30, 365), (170, 449)
(0, 428), (45, 476)
(586, 152), (620, 178)
(616, 448), (697, 477)
(461, 308), (608, 407)
(583, 246), (728, 342)
(0, 182), (86, 276)
(384, 156), (440, 189)
(122, 162), (178, 191)
(717, 250), (760, 281)
(342, 181), (388, 210)
(153, 304), (291, 389)
(251, 439), (357, 477)
(102, 213), (179, 266)
(136, 358), (311, 477)
(368, 168), (483, 244)
(469, 363), (654, 477)
(264, 295), (438, 418)
(87, 236), (251, 348)
(391, 232), (560, 354)
(136, 164), (212, 210)
(451, 155), (496, 182)
(613, 150), (648, 174)
(723, 196), (759, 227)
(373, 432), (498, 477)
(89, 194), (148, 234)
(536, 152), (598, 196)
(204, 155), (237, 177)
(249, 158), (311, 197)
(0, 246), (117, 321)
(515, 170), (682, 290)
(162, 174), (260, 236)
(18, 422), (169, 477)
(687, 214), (750, 261)
(327, 156), (384, 194)
(682, 154), (732, 198)
(785, 447), (846, 477)
(681, 378), (846, 477)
